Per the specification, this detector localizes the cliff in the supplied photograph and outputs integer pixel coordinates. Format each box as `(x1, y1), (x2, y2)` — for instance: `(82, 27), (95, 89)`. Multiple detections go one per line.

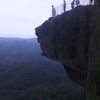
(35, 5), (93, 86)
(35, 5), (100, 100)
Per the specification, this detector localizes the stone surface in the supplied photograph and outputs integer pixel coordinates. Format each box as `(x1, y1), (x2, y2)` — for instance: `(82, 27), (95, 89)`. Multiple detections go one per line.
(35, 5), (94, 86)
(86, 6), (100, 100)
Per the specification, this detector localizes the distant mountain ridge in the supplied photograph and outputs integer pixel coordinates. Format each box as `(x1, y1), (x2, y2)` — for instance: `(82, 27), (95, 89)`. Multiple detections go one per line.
(0, 37), (70, 89)
(0, 38), (43, 64)
(0, 38), (84, 100)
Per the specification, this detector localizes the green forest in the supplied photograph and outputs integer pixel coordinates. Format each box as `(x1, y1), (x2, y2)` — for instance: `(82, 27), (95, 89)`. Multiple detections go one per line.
(0, 38), (85, 100)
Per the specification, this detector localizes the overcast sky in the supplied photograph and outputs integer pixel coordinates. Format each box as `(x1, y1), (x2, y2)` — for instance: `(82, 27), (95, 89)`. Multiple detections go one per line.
(0, 0), (90, 38)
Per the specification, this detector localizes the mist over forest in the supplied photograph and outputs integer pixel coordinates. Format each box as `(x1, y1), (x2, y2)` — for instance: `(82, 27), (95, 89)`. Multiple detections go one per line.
(0, 38), (84, 100)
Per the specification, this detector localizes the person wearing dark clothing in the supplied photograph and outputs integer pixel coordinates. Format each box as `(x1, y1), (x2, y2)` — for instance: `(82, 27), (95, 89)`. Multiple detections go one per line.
(76, 0), (80, 7)
(89, 0), (93, 5)
(63, 0), (66, 12)
(52, 5), (56, 17)
(71, 1), (75, 9)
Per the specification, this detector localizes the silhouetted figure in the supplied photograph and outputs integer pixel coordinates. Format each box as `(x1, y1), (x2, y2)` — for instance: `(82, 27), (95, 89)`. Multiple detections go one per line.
(52, 5), (56, 17)
(63, 0), (66, 12)
(76, 0), (80, 7)
(89, 0), (93, 5)
(71, 1), (75, 9)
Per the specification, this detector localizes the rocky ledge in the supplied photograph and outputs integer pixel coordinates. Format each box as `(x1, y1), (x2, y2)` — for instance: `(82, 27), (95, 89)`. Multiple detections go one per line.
(35, 5), (94, 86)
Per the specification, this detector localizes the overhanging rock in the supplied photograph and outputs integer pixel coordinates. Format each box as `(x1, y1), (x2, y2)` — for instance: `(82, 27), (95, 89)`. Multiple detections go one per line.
(35, 5), (94, 86)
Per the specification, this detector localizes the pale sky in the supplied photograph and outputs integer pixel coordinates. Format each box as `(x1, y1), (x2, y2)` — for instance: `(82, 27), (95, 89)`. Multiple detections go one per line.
(0, 0), (90, 38)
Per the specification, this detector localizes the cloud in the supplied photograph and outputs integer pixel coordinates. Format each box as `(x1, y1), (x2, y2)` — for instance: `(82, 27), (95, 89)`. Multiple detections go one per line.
(16, 18), (34, 23)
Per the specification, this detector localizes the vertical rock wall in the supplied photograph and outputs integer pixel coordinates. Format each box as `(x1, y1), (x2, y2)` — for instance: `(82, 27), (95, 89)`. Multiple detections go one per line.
(35, 6), (93, 87)
(35, 4), (100, 99)
(86, 5), (100, 100)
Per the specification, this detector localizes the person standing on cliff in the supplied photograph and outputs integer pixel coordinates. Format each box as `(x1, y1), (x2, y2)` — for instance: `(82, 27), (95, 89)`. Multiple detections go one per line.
(89, 0), (93, 5)
(76, 0), (80, 7)
(63, 0), (66, 12)
(71, 1), (75, 9)
(52, 5), (56, 17)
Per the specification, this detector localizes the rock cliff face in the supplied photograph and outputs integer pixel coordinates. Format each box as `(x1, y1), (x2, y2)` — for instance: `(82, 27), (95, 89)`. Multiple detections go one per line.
(35, 6), (94, 86)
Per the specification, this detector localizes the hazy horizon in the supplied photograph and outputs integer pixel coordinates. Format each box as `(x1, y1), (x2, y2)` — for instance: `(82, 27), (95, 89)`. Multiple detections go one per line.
(0, 0), (90, 38)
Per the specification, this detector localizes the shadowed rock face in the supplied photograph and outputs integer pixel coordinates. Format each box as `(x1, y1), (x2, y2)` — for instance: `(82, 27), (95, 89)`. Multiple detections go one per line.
(97, 0), (100, 6)
(35, 6), (93, 86)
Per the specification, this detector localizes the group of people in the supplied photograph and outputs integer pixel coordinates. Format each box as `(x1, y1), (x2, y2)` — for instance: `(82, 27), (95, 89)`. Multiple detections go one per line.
(71, 0), (80, 9)
(52, 0), (94, 17)
(71, 0), (93, 9)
